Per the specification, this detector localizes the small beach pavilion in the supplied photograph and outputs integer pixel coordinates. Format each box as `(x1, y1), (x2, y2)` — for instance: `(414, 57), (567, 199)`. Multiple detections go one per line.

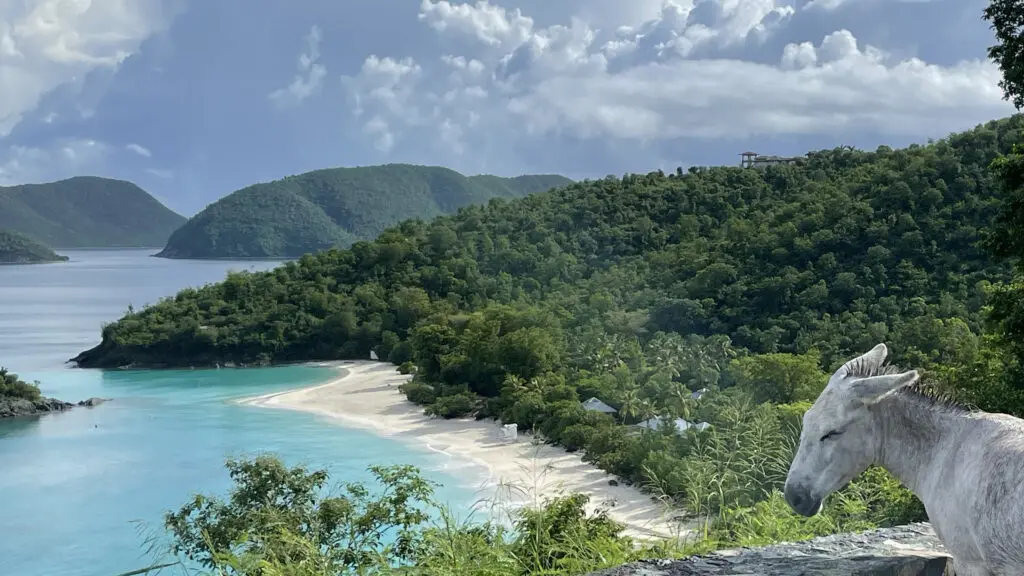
(581, 397), (617, 414)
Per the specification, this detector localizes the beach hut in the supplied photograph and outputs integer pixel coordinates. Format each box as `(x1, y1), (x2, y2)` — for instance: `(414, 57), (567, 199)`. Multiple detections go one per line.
(675, 419), (712, 432)
(633, 416), (672, 431)
(633, 417), (712, 434)
(499, 423), (518, 442)
(581, 397), (617, 414)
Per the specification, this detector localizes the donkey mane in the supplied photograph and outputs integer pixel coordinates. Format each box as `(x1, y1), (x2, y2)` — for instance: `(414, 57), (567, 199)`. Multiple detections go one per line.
(843, 356), (903, 379)
(843, 356), (972, 414)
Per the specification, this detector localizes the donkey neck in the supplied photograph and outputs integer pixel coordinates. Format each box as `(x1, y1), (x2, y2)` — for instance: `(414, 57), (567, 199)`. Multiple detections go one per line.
(870, 391), (967, 495)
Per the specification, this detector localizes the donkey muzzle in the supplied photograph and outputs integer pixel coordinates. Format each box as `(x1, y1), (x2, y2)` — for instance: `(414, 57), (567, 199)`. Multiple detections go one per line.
(784, 482), (822, 517)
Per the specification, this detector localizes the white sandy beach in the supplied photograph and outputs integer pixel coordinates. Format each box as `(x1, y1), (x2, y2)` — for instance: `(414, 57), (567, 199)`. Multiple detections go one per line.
(240, 361), (686, 540)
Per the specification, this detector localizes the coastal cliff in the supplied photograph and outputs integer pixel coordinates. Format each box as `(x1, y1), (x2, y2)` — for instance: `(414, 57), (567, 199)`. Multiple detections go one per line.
(587, 523), (949, 576)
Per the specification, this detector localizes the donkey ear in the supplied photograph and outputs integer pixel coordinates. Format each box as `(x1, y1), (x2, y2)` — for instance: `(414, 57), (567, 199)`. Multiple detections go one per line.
(829, 343), (888, 383)
(848, 370), (919, 405)
(847, 343), (888, 373)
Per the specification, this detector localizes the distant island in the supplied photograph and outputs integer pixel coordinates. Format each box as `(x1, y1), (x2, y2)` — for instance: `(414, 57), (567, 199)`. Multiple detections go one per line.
(0, 230), (69, 264)
(0, 176), (185, 248)
(155, 164), (571, 259)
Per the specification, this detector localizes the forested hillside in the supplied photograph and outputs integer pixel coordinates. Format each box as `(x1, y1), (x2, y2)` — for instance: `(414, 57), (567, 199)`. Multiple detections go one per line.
(76, 116), (1019, 371)
(0, 231), (68, 264)
(0, 177), (185, 248)
(155, 164), (571, 259)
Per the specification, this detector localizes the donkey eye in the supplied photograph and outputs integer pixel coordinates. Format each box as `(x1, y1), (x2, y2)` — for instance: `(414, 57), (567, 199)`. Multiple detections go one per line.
(819, 430), (842, 442)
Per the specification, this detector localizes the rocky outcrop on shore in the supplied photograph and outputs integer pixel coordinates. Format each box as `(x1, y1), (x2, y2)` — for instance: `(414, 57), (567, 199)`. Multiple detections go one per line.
(0, 396), (110, 419)
(587, 523), (950, 576)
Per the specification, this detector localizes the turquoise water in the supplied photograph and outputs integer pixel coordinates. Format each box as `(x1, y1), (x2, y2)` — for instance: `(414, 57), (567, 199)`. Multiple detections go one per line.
(0, 250), (478, 576)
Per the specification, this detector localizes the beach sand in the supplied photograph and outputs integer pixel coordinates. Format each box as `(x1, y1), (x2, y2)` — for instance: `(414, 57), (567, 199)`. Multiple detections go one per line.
(240, 360), (686, 540)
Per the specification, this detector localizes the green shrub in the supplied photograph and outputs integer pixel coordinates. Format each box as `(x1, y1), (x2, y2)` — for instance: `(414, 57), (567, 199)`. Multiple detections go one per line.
(425, 393), (477, 418)
(389, 341), (415, 365)
(400, 380), (437, 405)
(0, 368), (42, 401)
(559, 424), (597, 452)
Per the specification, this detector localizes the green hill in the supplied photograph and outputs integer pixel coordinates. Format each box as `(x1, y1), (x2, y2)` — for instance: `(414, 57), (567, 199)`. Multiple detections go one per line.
(74, 116), (1019, 371)
(0, 176), (185, 248)
(0, 230), (69, 264)
(155, 165), (572, 259)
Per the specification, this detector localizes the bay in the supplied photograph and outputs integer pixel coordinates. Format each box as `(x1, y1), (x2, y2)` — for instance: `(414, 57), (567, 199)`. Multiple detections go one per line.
(0, 250), (479, 576)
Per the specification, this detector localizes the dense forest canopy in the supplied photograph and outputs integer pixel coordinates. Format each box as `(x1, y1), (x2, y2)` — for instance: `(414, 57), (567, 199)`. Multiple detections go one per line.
(76, 116), (1021, 372)
(155, 164), (572, 259)
(0, 230), (68, 264)
(0, 176), (185, 248)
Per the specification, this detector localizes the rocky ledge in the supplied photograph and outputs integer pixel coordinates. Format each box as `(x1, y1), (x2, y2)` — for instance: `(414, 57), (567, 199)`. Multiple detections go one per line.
(0, 396), (110, 419)
(589, 523), (950, 576)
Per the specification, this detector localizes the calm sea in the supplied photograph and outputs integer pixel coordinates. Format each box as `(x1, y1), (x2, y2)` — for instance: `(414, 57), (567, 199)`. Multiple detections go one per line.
(0, 250), (482, 576)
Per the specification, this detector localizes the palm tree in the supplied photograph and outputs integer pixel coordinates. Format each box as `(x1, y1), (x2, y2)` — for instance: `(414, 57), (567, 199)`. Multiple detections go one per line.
(618, 388), (643, 424)
(619, 388), (657, 425)
(503, 373), (543, 395)
(667, 384), (696, 421)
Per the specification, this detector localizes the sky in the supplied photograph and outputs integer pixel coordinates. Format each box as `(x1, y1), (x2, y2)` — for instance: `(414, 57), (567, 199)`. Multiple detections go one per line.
(0, 0), (1016, 216)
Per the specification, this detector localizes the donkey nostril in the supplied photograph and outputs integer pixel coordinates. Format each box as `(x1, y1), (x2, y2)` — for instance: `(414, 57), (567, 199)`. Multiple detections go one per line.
(784, 484), (804, 509)
(784, 483), (821, 516)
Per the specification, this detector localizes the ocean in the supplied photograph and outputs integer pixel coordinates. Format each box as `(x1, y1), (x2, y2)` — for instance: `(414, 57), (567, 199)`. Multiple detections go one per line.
(0, 250), (480, 576)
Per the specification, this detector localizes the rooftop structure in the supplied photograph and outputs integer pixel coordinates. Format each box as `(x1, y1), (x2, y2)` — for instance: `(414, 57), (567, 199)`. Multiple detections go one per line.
(633, 416), (711, 434)
(740, 151), (806, 169)
(582, 397), (617, 414)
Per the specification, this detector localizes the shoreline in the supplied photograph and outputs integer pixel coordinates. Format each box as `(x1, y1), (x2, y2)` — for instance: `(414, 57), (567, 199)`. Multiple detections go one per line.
(238, 360), (688, 540)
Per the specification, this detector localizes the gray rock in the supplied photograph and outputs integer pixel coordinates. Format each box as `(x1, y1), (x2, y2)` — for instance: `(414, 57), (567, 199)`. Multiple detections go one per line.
(588, 523), (951, 576)
(0, 395), (111, 418)
(0, 396), (74, 418)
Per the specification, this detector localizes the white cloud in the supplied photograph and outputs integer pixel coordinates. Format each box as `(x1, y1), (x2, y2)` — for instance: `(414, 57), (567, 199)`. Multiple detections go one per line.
(268, 25), (327, 108)
(802, 0), (940, 10)
(571, 0), (668, 28)
(125, 143), (152, 157)
(0, 139), (110, 185)
(0, 0), (179, 139)
(145, 168), (174, 179)
(419, 0), (533, 52)
(341, 55), (422, 152)
(339, 0), (1011, 157)
(804, 0), (849, 9)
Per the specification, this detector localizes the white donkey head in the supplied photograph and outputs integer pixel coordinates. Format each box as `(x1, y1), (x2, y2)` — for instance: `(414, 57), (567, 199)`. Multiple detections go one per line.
(783, 343), (919, 516)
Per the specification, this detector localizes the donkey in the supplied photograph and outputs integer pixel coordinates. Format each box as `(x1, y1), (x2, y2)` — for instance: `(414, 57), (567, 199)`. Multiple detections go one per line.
(783, 343), (1024, 575)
